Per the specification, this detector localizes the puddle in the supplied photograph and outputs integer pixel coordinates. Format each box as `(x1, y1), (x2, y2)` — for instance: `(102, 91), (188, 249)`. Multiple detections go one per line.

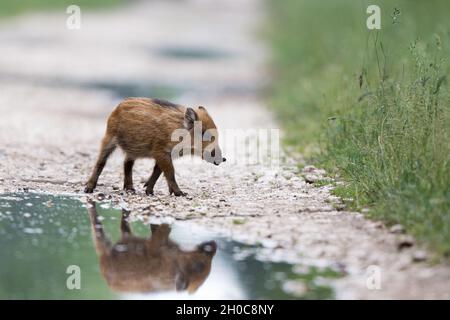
(155, 46), (231, 60)
(0, 72), (261, 102)
(0, 73), (186, 101)
(87, 81), (183, 100)
(0, 193), (339, 299)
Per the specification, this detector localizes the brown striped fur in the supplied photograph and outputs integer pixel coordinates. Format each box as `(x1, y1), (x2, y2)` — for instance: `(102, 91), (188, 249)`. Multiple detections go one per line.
(84, 98), (225, 196)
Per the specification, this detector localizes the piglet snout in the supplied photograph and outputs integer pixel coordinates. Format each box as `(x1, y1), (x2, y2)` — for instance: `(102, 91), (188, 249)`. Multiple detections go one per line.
(214, 157), (226, 166)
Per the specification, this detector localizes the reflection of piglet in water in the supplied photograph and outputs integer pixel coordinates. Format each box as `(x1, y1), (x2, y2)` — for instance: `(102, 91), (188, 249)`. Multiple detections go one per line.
(84, 98), (226, 196)
(87, 201), (217, 294)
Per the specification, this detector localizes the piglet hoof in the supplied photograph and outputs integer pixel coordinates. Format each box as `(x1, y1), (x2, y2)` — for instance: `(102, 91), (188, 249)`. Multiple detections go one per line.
(145, 189), (154, 196)
(84, 186), (94, 193)
(173, 190), (187, 197)
(124, 187), (136, 194)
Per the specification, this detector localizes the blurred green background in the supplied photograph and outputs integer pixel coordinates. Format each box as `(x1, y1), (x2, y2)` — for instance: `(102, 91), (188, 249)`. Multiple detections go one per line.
(269, 0), (450, 256)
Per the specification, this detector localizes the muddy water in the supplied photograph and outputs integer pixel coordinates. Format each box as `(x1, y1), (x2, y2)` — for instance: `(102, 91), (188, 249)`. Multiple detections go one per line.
(0, 193), (339, 299)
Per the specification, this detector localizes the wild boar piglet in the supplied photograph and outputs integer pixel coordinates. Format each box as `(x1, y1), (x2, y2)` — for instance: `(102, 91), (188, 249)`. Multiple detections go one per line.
(85, 98), (226, 196)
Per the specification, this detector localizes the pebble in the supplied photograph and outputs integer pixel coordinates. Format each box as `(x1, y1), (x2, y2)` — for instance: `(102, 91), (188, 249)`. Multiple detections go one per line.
(412, 250), (428, 262)
(390, 224), (405, 234)
(372, 221), (384, 229)
(304, 174), (319, 184)
(303, 165), (317, 173)
(96, 193), (106, 201)
(397, 235), (415, 250)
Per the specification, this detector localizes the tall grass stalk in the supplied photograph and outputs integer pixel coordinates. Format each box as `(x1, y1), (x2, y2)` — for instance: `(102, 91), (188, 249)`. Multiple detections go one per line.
(269, 0), (450, 255)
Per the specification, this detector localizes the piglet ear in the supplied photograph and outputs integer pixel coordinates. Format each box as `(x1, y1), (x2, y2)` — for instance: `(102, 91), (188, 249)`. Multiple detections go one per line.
(184, 107), (198, 130)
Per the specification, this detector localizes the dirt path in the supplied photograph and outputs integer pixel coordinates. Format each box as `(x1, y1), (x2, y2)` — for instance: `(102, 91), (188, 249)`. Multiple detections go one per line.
(0, 0), (449, 299)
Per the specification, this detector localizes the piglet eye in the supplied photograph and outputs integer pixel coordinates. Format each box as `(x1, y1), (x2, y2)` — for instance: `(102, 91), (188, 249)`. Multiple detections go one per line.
(192, 262), (206, 273)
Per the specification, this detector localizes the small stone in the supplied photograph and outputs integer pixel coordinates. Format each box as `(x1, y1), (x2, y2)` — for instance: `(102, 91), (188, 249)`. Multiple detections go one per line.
(326, 196), (340, 203)
(390, 224), (405, 234)
(302, 165), (317, 173)
(412, 250), (428, 262)
(304, 174), (318, 184)
(397, 235), (415, 250)
(372, 221), (384, 229)
(44, 200), (53, 208)
(112, 186), (119, 191)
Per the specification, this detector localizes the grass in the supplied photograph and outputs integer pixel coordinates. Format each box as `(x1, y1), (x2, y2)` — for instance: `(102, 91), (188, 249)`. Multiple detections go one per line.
(0, 0), (124, 18)
(268, 0), (450, 256)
